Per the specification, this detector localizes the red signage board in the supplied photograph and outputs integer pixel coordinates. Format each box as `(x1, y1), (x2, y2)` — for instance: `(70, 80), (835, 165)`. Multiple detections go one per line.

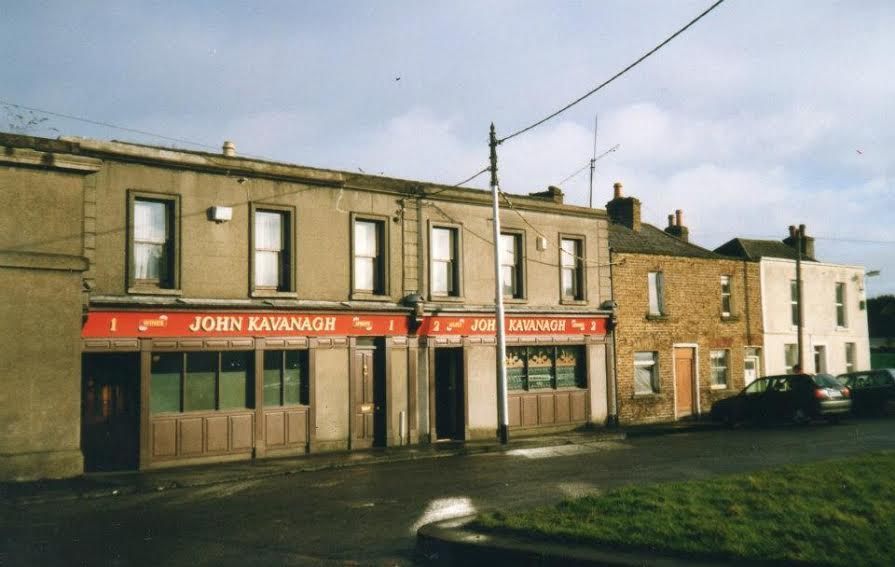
(82, 311), (410, 338)
(82, 311), (607, 338)
(418, 315), (607, 336)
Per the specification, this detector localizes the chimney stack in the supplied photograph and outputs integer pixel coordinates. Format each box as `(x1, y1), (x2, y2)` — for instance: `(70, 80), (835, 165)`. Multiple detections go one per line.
(664, 208), (689, 242)
(783, 224), (816, 259)
(222, 140), (236, 157)
(528, 185), (564, 204)
(605, 181), (641, 232)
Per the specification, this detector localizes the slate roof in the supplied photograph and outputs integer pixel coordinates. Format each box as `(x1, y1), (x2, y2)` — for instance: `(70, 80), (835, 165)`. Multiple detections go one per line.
(608, 222), (723, 259)
(714, 238), (816, 261)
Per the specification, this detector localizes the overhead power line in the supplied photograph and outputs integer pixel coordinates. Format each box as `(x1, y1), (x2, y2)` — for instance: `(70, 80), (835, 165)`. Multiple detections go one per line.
(498, 0), (727, 144)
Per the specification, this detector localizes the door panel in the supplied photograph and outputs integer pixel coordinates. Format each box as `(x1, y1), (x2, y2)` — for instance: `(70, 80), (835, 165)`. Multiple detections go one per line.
(674, 348), (695, 417)
(434, 349), (464, 440)
(353, 349), (375, 448)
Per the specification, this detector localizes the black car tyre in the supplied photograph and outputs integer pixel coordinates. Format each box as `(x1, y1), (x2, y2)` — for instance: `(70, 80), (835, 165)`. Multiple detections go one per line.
(791, 408), (809, 425)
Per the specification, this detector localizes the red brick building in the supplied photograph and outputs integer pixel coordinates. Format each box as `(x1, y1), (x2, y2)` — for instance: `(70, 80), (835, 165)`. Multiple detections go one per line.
(606, 183), (762, 424)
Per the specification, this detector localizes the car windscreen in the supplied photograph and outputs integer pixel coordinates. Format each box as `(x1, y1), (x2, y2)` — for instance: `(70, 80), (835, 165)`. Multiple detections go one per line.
(812, 374), (842, 388)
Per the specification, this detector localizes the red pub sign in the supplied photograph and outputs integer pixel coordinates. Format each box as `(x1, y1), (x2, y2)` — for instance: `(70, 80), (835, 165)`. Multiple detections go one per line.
(82, 311), (607, 338)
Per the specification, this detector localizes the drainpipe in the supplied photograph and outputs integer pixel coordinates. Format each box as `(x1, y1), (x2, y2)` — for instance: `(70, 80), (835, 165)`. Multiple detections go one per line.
(606, 249), (619, 427)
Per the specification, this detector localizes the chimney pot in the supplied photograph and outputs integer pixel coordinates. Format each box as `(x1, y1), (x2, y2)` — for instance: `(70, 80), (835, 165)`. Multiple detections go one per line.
(675, 209), (683, 227)
(667, 214), (675, 228)
(798, 223), (807, 236)
(788, 225), (796, 238)
(223, 140), (236, 157)
(613, 182), (623, 199)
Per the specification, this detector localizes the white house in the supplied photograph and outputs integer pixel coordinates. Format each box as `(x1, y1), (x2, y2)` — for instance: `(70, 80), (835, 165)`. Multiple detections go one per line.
(716, 225), (870, 379)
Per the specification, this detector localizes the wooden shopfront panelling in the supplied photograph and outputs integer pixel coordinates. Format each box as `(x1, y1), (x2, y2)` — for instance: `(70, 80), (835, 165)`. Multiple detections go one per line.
(151, 410), (254, 460)
(508, 389), (588, 428)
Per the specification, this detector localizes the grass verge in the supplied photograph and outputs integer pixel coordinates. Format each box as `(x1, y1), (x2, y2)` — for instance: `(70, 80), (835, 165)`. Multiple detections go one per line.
(474, 452), (895, 566)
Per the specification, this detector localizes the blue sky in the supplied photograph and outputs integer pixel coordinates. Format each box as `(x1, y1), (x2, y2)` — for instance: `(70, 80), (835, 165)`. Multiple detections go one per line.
(2, 0), (892, 294)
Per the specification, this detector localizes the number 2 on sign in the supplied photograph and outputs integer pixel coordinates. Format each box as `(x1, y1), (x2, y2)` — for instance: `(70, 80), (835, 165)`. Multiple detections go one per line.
(590, 320), (596, 331)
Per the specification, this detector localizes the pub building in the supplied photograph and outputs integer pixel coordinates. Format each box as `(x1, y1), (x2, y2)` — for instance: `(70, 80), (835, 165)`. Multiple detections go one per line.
(1, 133), (615, 479)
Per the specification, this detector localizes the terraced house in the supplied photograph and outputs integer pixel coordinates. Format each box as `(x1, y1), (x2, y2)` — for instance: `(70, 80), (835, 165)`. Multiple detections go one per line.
(605, 183), (763, 424)
(0, 132), (616, 480)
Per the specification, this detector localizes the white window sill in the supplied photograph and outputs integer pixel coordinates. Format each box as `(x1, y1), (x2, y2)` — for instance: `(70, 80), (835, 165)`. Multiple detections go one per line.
(710, 384), (728, 390)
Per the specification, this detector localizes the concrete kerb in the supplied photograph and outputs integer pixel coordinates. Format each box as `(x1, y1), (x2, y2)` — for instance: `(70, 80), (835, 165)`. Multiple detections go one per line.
(416, 515), (733, 567)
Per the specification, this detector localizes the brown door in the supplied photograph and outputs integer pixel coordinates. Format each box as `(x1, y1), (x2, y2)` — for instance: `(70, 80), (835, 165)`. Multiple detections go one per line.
(352, 347), (386, 448)
(82, 353), (140, 471)
(674, 347), (695, 417)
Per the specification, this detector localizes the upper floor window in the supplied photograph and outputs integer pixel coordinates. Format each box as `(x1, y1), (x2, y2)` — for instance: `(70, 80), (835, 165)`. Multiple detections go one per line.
(431, 226), (459, 297)
(130, 194), (177, 290)
(500, 232), (524, 299)
(253, 208), (292, 292)
(720, 275), (732, 317)
(560, 238), (584, 301)
(835, 282), (847, 327)
(790, 280), (799, 326)
(353, 218), (386, 294)
(647, 271), (664, 316)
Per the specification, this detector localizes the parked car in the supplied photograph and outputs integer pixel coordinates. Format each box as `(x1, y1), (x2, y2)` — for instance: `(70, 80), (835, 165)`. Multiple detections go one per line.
(710, 373), (851, 425)
(836, 369), (895, 416)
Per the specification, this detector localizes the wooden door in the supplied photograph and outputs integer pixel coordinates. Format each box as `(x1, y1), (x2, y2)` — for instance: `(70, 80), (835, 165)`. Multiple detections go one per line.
(674, 348), (695, 417)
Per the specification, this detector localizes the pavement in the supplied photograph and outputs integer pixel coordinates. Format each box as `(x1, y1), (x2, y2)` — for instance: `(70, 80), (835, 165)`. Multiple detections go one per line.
(0, 420), (718, 506)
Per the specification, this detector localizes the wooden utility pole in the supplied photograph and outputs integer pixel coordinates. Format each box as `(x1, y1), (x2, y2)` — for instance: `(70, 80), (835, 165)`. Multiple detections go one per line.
(489, 123), (509, 444)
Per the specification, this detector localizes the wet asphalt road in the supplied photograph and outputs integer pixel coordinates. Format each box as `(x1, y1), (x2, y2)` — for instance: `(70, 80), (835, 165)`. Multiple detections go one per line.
(3, 418), (894, 566)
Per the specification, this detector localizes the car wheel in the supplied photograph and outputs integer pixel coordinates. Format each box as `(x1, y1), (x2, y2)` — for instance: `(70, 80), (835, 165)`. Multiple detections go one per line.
(791, 408), (809, 425)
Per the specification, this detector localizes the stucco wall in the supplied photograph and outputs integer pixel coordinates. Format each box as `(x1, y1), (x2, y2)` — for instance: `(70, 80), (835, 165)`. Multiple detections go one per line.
(464, 343), (498, 440)
(312, 345), (349, 451)
(760, 258), (871, 375)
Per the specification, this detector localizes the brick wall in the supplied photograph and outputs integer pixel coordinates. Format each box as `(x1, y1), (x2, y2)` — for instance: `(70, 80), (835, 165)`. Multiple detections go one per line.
(612, 252), (762, 424)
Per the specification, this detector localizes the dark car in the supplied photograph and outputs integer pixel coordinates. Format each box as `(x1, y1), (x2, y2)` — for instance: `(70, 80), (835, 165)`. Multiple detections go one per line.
(836, 369), (895, 416)
(710, 373), (851, 425)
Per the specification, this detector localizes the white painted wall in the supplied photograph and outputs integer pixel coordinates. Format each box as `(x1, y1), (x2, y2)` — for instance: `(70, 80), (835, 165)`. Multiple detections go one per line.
(760, 258), (870, 376)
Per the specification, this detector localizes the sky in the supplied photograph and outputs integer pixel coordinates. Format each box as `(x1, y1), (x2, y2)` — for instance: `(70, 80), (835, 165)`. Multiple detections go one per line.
(2, 0), (892, 295)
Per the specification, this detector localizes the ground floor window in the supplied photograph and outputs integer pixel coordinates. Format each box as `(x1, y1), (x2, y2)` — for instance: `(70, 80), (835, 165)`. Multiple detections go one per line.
(151, 351), (254, 413)
(710, 350), (729, 388)
(506, 345), (586, 391)
(784, 344), (798, 374)
(634, 351), (659, 394)
(845, 343), (856, 373)
(263, 350), (309, 406)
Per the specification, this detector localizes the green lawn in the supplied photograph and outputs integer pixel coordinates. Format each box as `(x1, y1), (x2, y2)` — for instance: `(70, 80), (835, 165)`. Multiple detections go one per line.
(474, 452), (895, 566)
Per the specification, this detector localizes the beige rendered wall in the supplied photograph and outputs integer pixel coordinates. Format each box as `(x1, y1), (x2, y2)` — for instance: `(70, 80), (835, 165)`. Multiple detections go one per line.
(0, 160), (96, 480)
(387, 342), (409, 446)
(312, 345), (349, 451)
(587, 343), (608, 424)
(90, 162), (405, 302)
(464, 343), (498, 440)
(420, 199), (611, 309)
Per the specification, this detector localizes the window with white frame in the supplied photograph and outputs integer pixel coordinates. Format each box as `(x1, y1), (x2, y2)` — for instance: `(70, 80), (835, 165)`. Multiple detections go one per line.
(132, 197), (176, 288)
(720, 275), (732, 317)
(835, 282), (847, 327)
(790, 280), (799, 326)
(500, 232), (523, 299)
(784, 343), (798, 374)
(253, 209), (291, 291)
(845, 342), (856, 373)
(647, 272), (664, 316)
(353, 218), (386, 294)
(560, 238), (584, 300)
(431, 226), (459, 297)
(710, 350), (730, 388)
(634, 351), (659, 394)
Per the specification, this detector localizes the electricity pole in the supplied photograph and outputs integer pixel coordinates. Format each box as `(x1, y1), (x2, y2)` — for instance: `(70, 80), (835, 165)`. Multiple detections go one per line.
(489, 123), (509, 445)
(796, 225), (804, 372)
